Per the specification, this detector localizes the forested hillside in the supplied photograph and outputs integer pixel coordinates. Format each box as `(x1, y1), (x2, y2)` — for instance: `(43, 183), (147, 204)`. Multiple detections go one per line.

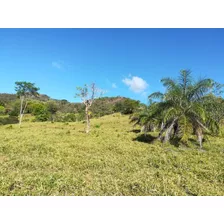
(0, 93), (141, 124)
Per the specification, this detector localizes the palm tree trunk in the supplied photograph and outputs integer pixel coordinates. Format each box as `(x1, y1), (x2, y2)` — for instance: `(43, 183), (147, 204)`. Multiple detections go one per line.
(161, 122), (164, 130)
(164, 118), (178, 143)
(173, 122), (179, 138)
(157, 126), (166, 141)
(141, 125), (145, 133)
(196, 127), (203, 149)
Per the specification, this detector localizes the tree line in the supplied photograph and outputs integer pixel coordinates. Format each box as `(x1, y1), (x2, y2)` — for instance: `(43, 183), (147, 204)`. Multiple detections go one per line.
(0, 83), (141, 131)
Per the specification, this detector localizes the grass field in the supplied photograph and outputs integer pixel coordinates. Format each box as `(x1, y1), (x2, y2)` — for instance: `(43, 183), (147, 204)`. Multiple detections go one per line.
(0, 114), (224, 196)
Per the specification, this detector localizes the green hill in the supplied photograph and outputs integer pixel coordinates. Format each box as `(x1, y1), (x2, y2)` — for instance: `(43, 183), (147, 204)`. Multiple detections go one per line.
(0, 93), (142, 123)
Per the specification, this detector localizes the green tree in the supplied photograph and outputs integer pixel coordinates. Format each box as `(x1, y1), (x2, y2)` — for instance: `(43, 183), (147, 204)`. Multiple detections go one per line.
(46, 101), (59, 122)
(15, 81), (40, 127)
(130, 103), (161, 134)
(30, 102), (46, 115)
(133, 70), (223, 149)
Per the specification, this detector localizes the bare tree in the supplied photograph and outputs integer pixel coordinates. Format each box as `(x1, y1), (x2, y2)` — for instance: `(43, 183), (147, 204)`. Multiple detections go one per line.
(75, 83), (104, 133)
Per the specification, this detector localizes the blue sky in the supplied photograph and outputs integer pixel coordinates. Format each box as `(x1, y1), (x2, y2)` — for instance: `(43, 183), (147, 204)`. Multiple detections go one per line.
(0, 29), (224, 103)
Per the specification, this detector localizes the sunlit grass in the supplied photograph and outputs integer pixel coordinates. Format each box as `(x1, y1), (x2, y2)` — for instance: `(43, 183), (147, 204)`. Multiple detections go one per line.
(0, 114), (223, 195)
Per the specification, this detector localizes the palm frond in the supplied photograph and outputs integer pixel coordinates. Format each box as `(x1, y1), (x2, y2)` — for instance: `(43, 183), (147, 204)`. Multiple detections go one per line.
(178, 70), (192, 94)
(164, 107), (178, 123)
(178, 115), (192, 143)
(148, 92), (164, 101)
(161, 77), (177, 90)
(188, 78), (213, 101)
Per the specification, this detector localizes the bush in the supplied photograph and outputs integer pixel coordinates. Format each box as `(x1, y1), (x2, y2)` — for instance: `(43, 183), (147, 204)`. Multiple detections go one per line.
(63, 113), (77, 122)
(95, 124), (101, 128)
(0, 106), (5, 115)
(55, 112), (77, 122)
(8, 101), (20, 116)
(34, 111), (50, 122)
(113, 99), (140, 114)
(31, 103), (47, 116)
(0, 116), (19, 125)
(75, 112), (85, 121)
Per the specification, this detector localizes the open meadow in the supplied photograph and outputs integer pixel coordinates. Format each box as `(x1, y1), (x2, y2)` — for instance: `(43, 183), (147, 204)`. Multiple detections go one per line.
(0, 114), (224, 196)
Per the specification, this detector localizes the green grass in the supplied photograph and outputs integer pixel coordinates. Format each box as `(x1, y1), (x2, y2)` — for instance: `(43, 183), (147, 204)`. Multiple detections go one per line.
(0, 114), (224, 195)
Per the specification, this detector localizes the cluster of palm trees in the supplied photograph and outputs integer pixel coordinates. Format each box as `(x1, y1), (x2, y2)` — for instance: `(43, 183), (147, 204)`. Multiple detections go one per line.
(131, 70), (224, 148)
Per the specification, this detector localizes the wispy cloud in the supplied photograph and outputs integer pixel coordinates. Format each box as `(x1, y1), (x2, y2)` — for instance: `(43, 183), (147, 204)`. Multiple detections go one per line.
(122, 75), (148, 93)
(112, 83), (117, 88)
(106, 78), (118, 89)
(52, 60), (64, 69)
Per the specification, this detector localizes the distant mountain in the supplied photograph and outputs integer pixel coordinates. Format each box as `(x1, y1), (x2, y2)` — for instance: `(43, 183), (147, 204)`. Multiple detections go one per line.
(0, 93), (50, 104)
(0, 93), (17, 103)
(0, 93), (132, 105)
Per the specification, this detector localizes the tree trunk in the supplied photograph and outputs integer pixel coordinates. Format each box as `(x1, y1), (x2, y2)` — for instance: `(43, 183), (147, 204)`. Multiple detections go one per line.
(19, 96), (24, 128)
(164, 118), (177, 143)
(141, 125), (146, 133)
(85, 106), (90, 133)
(152, 125), (156, 132)
(19, 96), (28, 127)
(141, 125), (148, 136)
(51, 114), (54, 123)
(141, 125), (144, 133)
(173, 122), (179, 138)
(161, 122), (164, 130)
(19, 113), (23, 127)
(157, 126), (166, 141)
(196, 127), (203, 149)
(157, 122), (165, 140)
(22, 101), (28, 114)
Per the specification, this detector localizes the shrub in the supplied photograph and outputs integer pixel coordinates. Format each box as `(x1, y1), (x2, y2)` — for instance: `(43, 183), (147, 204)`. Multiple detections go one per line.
(95, 124), (101, 128)
(34, 112), (50, 122)
(64, 113), (77, 122)
(55, 112), (79, 122)
(113, 99), (140, 114)
(31, 103), (47, 116)
(0, 116), (19, 125)
(0, 106), (5, 115)
(8, 101), (20, 116)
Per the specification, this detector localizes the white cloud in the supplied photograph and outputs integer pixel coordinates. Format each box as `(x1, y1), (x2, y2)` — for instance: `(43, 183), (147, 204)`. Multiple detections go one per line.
(112, 83), (117, 88)
(52, 61), (63, 69)
(122, 75), (148, 93)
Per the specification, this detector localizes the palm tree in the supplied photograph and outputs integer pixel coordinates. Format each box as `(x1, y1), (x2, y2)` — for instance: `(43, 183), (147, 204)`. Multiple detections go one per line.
(134, 70), (223, 149)
(130, 103), (163, 134)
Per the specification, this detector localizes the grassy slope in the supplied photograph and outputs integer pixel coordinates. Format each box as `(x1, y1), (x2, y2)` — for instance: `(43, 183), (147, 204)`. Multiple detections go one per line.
(0, 114), (223, 196)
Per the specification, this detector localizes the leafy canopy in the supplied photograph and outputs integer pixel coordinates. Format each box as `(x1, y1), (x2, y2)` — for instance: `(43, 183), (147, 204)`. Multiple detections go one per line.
(15, 81), (40, 98)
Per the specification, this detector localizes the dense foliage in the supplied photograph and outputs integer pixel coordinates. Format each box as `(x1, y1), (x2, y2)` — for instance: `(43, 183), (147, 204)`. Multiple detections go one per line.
(0, 93), (141, 124)
(113, 98), (141, 114)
